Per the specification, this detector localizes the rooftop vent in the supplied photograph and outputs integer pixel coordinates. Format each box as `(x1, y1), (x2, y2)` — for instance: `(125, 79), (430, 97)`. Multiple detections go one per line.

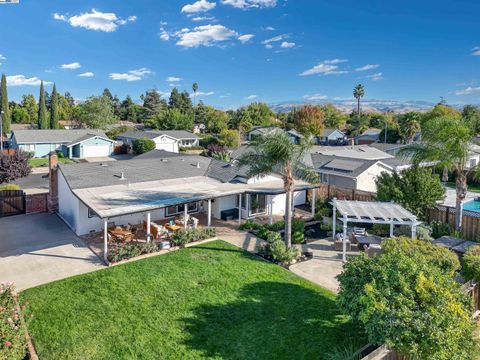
(119, 171), (126, 180)
(196, 161), (201, 168)
(99, 163), (108, 167)
(160, 158), (168, 162)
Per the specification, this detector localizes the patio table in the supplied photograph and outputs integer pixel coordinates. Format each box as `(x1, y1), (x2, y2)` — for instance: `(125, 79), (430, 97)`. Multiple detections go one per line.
(166, 224), (182, 232)
(355, 235), (383, 249)
(108, 229), (134, 242)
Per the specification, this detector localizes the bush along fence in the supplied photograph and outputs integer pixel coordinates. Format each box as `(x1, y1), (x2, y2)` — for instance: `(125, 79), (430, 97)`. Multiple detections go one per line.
(107, 228), (217, 263)
(427, 205), (480, 241)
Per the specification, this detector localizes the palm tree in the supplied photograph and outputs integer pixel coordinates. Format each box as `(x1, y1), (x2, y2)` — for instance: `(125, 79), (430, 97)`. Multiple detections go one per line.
(398, 112), (421, 144)
(192, 82), (198, 124)
(400, 116), (477, 231)
(237, 132), (319, 248)
(353, 84), (365, 116)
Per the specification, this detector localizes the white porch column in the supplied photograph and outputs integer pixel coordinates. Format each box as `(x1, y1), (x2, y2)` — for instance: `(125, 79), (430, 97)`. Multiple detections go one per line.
(246, 194), (250, 219)
(269, 196), (273, 225)
(311, 189), (316, 217)
(103, 219), (108, 264)
(332, 204), (337, 239)
(389, 222), (394, 237)
(184, 204), (188, 229)
(411, 224), (417, 240)
(146, 212), (151, 242)
(342, 215), (348, 263)
(238, 194), (242, 225)
(207, 199), (212, 227)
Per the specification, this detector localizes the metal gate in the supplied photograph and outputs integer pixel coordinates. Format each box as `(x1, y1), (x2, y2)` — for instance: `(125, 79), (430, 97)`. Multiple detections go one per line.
(0, 190), (26, 217)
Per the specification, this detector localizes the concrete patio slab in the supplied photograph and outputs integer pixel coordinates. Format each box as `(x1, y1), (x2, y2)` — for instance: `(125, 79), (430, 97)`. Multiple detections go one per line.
(0, 213), (104, 291)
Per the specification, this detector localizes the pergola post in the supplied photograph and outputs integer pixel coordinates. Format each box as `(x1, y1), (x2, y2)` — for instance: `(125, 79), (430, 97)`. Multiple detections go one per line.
(342, 215), (348, 263)
(238, 194), (242, 225)
(332, 198), (337, 239)
(146, 212), (151, 242)
(184, 204), (188, 229)
(311, 189), (316, 217)
(103, 219), (108, 264)
(411, 223), (417, 239)
(207, 199), (212, 227)
(269, 196), (273, 225)
(246, 194), (250, 219)
(389, 221), (394, 237)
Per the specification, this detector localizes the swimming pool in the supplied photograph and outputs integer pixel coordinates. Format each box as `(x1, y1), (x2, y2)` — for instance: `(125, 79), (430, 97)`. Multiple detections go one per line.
(463, 200), (480, 213)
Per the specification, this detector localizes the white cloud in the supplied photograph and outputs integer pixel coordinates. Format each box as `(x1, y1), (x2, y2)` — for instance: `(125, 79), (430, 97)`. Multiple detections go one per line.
(280, 41), (295, 49)
(366, 72), (383, 81)
(166, 76), (182, 82)
(53, 9), (136, 32)
(78, 72), (94, 77)
(265, 44), (273, 49)
(0, 54), (5, 61)
(303, 93), (327, 101)
(109, 67), (152, 81)
(238, 34), (255, 43)
(175, 24), (238, 47)
(262, 34), (287, 45)
(222, 0), (277, 9)
(159, 28), (170, 41)
(191, 91), (215, 96)
(191, 16), (216, 21)
(245, 94), (257, 99)
(6, 75), (51, 87)
(300, 59), (349, 76)
(61, 62), (81, 70)
(472, 47), (480, 56)
(182, 0), (216, 13)
(355, 64), (380, 72)
(264, 26), (275, 31)
(455, 86), (480, 95)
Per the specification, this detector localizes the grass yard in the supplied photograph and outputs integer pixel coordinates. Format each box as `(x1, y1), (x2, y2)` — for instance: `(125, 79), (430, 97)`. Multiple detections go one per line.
(29, 157), (73, 168)
(21, 241), (362, 359)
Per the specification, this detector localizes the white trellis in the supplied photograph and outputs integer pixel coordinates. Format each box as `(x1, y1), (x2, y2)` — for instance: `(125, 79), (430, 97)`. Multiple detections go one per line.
(330, 198), (422, 262)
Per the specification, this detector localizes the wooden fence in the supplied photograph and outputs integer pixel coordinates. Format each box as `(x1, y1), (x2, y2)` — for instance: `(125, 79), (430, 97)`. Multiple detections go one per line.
(426, 206), (480, 241)
(0, 190), (25, 217)
(313, 184), (375, 202)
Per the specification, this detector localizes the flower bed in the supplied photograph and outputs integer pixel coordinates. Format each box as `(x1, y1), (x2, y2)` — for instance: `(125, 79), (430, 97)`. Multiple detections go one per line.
(0, 283), (30, 360)
(239, 219), (306, 244)
(171, 228), (217, 247)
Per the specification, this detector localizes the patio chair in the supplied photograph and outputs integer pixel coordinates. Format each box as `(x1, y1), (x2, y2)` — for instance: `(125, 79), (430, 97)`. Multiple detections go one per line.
(366, 244), (382, 258)
(190, 216), (199, 229)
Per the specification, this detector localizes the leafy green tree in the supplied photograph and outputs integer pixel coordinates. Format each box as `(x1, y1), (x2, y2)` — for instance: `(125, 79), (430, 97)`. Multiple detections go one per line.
(219, 129), (239, 148)
(397, 112), (421, 143)
(347, 111), (369, 136)
(378, 125), (401, 144)
(155, 108), (193, 130)
(320, 104), (348, 129)
(421, 104), (461, 128)
(462, 105), (480, 135)
(353, 84), (365, 116)
(205, 107), (229, 134)
(76, 95), (117, 129)
(50, 83), (60, 129)
(64, 92), (75, 107)
(38, 81), (48, 129)
(192, 82), (198, 124)
(119, 95), (137, 122)
(0, 74), (11, 134)
(337, 237), (474, 360)
(237, 131), (319, 248)
(21, 94), (38, 124)
(11, 106), (29, 123)
(401, 117), (476, 230)
(57, 93), (73, 122)
(168, 88), (193, 114)
(462, 245), (480, 281)
(376, 167), (445, 220)
(132, 138), (156, 155)
(293, 105), (324, 136)
(141, 89), (165, 120)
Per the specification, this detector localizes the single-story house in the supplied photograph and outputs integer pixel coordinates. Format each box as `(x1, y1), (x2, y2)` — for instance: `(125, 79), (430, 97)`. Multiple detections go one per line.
(369, 143), (407, 156)
(316, 128), (347, 146)
(117, 130), (200, 153)
(308, 144), (394, 161)
(247, 126), (304, 145)
(355, 128), (382, 145)
(56, 151), (312, 237)
(10, 129), (115, 158)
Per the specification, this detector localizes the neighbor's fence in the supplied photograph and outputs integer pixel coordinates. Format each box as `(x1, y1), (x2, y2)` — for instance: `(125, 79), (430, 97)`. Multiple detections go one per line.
(312, 184), (376, 202)
(0, 190), (25, 217)
(426, 205), (480, 241)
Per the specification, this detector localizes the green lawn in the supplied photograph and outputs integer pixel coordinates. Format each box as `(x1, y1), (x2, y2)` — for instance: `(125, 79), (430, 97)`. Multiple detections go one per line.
(29, 157), (73, 168)
(21, 241), (362, 359)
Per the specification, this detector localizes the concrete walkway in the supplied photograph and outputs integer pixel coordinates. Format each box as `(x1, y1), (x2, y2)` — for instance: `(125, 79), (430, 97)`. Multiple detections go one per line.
(0, 213), (104, 291)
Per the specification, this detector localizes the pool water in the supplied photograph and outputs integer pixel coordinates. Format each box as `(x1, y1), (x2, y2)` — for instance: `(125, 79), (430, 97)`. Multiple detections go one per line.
(463, 200), (480, 212)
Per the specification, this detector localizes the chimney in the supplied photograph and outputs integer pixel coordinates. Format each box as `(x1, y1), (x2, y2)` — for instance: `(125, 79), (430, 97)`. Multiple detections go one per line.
(47, 152), (59, 213)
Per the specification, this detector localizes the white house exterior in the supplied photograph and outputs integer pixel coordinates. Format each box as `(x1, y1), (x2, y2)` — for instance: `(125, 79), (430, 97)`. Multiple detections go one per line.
(56, 153), (310, 236)
(316, 128), (347, 146)
(117, 130), (199, 153)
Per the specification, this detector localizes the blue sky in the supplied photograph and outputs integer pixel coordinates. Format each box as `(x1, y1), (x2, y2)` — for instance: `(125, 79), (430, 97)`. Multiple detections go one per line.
(0, 0), (479, 108)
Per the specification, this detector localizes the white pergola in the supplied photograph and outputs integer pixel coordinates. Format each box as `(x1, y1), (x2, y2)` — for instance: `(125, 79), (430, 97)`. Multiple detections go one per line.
(331, 198), (421, 262)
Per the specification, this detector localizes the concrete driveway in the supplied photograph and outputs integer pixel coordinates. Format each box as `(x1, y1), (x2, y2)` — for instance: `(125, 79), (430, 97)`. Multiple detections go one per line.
(0, 213), (104, 290)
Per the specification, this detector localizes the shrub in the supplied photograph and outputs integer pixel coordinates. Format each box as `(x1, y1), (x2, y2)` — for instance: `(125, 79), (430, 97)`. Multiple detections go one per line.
(266, 231), (282, 244)
(395, 224), (433, 241)
(132, 138), (156, 155)
(371, 224), (389, 237)
(55, 150), (65, 159)
(0, 283), (29, 360)
(0, 184), (20, 191)
(0, 151), (31, 184)
(199, 134), (221, 148)
(171, 228), (216, 247)
(292, 219), (305, 244)
(315, 197), (333, 218)
(462, 245), (480, 281)
(107, 242), (160, 263)
(430, 220), (452, 239)
(238, 219), (261, 231)
(270, 240), (300, 265)
(106, 125), (134, 140)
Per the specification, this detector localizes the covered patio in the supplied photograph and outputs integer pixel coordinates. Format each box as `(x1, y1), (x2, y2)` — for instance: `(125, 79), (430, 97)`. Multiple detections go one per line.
(331, 198), (421, 262)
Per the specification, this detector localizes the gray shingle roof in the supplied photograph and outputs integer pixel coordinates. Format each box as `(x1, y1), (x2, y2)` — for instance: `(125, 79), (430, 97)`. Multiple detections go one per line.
(118, 130), (199, 141)
(310, 154), (382, 178)
(117, 131), (160, 140)
(12, 129), (106, 144)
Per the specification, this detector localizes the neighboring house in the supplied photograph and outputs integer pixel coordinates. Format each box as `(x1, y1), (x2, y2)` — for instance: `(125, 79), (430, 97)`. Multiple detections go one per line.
(59, 120), (82, 130)
(316, 128), (347, 146)
(56, 151), (311, 236)
(117, 130), (200, 153)
(309, 145), (394, 160)
(355, 128), (382, 145)
(247, 126), (304, 144)
(10, 129), (114, 158)
(466, 143), (480, 170)
(369, 143), (407, 156)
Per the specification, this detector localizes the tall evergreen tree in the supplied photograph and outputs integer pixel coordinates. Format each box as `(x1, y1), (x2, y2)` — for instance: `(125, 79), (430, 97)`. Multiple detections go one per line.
(50, 83), (60, 129)
(0, 74), (11, 134)
(38, 81), (48, 129)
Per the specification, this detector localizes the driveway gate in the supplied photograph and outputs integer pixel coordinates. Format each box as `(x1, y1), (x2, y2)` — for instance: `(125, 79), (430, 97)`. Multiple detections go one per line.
(0, 190), (26, 217)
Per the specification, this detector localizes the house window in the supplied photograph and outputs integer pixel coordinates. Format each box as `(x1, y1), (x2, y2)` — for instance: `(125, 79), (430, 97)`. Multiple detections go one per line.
(166, 202), (199, 217)
(238, 194), (267, 216)
(88, 208), (98, 218)
(470, 158), (477, 168)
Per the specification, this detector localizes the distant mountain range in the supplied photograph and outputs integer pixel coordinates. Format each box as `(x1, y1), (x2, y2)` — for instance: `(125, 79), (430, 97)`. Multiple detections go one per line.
(269, 99), (448, 114)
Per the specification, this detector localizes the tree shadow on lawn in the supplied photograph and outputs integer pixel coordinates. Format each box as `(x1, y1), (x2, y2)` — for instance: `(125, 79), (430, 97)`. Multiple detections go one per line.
(181, 281), (363, 360)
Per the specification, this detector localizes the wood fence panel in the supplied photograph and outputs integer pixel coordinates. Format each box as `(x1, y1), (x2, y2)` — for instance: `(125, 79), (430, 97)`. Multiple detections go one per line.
(428, 206), (480, 241)
(0, 190), (25, 217)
